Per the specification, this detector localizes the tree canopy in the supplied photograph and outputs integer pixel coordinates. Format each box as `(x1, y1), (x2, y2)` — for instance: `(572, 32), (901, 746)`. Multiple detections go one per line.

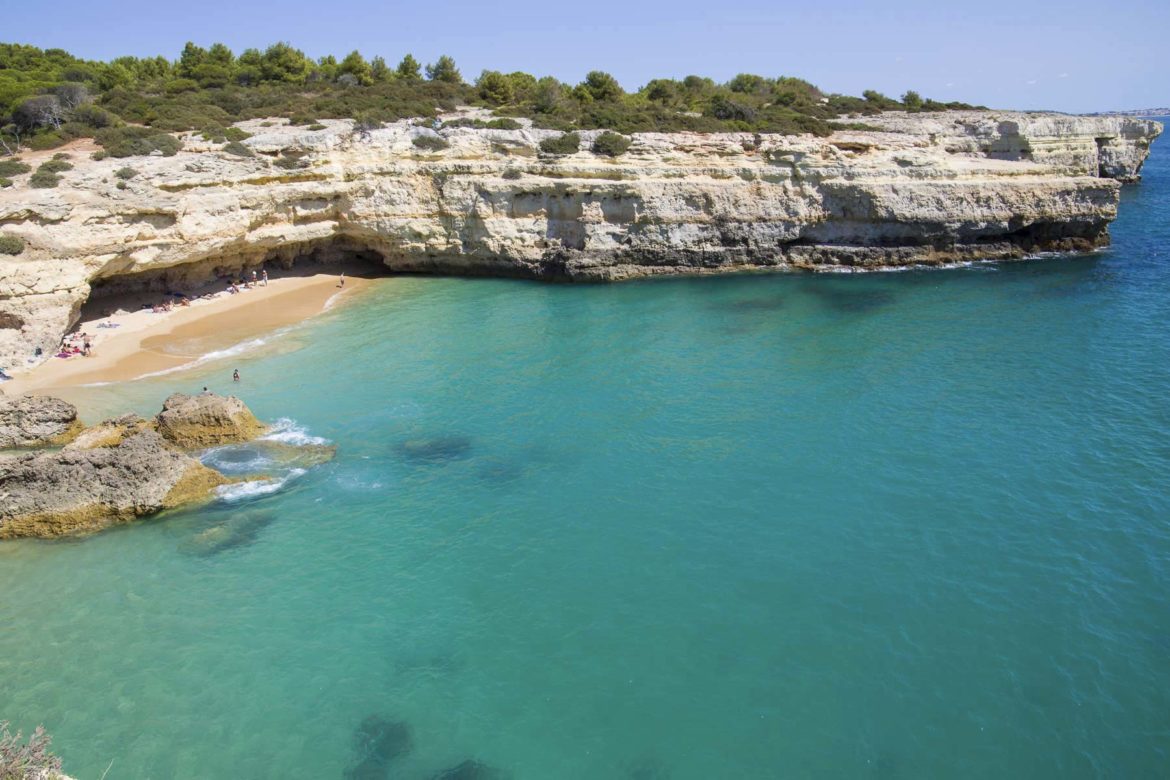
(0, 40), (982, 155)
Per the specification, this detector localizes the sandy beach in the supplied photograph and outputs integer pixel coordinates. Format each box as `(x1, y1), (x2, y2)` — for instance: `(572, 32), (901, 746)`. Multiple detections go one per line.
(3, 270), (370, 396)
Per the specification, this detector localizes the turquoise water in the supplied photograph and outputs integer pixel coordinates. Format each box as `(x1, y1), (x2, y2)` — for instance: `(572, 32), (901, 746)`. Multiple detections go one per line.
(3, 130), (1170, 779)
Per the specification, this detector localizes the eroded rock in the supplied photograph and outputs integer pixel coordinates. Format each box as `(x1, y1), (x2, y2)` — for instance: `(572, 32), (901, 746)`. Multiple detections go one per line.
(0, 429), (228, 538)
(0, 394), (84, 448)
(155, 392), (266, 448)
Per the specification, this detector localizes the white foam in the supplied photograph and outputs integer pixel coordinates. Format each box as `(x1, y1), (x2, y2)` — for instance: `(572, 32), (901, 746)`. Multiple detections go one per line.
(259, 418), (331, 446)
(215, 468), (307, 502)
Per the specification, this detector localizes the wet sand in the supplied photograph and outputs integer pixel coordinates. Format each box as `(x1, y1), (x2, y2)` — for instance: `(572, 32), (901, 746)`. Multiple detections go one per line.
(4, 272), (369, 396)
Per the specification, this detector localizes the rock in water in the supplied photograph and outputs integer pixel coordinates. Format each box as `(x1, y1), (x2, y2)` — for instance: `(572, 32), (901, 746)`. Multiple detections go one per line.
(345, 715), (412, 779)
(155, 392), (266, 448)
(0, 394), (84, 448)
(431, 760), (506, 780)
(0, 429), (227, 538)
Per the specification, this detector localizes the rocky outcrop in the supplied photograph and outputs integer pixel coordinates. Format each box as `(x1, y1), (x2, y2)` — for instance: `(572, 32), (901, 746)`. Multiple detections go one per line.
(155, 392), (266, 448)
(0, 394), (84, 448)
(0, 110), (1161, 369)
(0, 429), (227, 538)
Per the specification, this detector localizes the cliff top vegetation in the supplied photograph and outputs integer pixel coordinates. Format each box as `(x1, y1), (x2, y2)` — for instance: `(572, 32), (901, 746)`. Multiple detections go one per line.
(0, 41), (981, 155)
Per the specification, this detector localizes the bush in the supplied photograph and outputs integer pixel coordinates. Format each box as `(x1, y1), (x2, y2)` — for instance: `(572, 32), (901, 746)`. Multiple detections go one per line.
(95, 126), (182, 158)
(0, 234), (25, 254)
(412, 134), (449, 151)
(115, 166), (138, 179)
(539, 132), (580, 155)
(502, 168), (523, 180)
(0, 159), (32, 177)
(591, 131), (631, 156)
(38, 159), (73, 174)
(224, 127), (251, 142)
(274, 153), (309, 170)
(485, 117), (521, 130)
(307, 123), (326, 131)
(29, 170), (61, 188)
(116, 180), (128, 189)
(0, 177), (11, 188)
(91, 150), (108, 160)
(0, 721), (63, 779)
(223, 140), (253, 157)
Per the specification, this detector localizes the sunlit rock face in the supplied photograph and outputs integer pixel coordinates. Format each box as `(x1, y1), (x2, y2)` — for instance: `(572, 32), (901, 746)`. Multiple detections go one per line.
(0, 111), (1160, 368)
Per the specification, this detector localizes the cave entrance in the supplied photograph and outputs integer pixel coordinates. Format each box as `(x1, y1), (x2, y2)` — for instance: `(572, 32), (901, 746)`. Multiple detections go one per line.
(79, 241), (389, 324)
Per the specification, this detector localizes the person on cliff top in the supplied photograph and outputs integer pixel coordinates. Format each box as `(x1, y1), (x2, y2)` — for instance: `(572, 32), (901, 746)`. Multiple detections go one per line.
(233, 369), (240, 382)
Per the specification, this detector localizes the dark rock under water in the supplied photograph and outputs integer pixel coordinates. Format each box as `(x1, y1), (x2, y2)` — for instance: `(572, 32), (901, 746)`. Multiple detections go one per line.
(430, 759), (505, 780)
(397, 436), (473, 464)
(179, 510), (278, 557)
(344, 715), (412, 779)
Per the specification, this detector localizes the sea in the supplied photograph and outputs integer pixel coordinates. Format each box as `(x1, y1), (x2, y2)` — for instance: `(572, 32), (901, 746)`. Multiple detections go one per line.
(1, 124), (1167, 779)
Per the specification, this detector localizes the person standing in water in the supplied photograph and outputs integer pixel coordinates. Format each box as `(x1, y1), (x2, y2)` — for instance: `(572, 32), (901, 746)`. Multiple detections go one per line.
(233, 369), (240, 382)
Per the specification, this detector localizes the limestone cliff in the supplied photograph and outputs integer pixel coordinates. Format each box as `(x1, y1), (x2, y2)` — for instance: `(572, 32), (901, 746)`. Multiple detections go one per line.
(0, 110), (1161, 369)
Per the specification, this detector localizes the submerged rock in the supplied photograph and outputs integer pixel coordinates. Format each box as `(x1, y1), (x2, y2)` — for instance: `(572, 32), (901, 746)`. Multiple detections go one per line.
(397, 436), (472, 463)
(0, 429), (227, 538)
(345, 715), (412, 779)
(0, 394), (84, 448)
(179, 509), (278, 557)
(431, 760), (506, 780)
(155, 392), (266, 448)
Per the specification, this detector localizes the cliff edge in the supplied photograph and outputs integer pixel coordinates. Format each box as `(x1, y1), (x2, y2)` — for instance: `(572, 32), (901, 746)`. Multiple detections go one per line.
(0, 110), (1161, 369)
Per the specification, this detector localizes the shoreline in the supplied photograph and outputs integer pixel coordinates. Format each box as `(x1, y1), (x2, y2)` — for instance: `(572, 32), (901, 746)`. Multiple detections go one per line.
(2, 270), (371, 397)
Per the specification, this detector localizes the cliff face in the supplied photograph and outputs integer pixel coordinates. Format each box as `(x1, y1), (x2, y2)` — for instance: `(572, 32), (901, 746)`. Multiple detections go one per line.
(0, 110), (1161, 368)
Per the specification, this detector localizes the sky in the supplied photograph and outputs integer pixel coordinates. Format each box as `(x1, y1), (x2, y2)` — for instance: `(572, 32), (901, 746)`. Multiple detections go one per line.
(6, 0), (1167, 113)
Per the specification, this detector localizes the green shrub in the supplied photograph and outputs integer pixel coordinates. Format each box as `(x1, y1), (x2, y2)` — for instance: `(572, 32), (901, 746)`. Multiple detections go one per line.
(116, 180), (128, 190)
(539, 132), (580, 154)
(38, 159), (73, 174)
(591, 131), (631, 156)
(288, 115), (317, 126)
(0, 159), (32, 177)
(274, 154), (308, 169)
(224, 127), (251, 142)
(0, 721), (62, 779)
(91, 150), (108, 161)
(95, 126), (182, 158)
(25, 132), (69, 151)
(485, 117), (521, 130)
(29, 170), (61, 188)
(115, 166), (138, 179)
(502, 168), (523, 180)
(0, 177), (11, 188)
(223, 141), (253, 157)
(0, 234), (24, 254)
(412, 134), (449, 151)
(307, 123), (326, 131)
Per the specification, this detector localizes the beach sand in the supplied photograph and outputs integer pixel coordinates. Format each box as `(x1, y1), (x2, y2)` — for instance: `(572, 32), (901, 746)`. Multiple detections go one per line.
(3, 270), (370, 397)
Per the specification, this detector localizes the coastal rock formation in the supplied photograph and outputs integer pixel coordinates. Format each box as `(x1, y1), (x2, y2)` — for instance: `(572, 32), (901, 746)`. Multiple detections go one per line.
(155, 392), (266, 448)
(0, 394), (84, 448)
(0, 429), (227, 538)
(0, 110), (1161, 369)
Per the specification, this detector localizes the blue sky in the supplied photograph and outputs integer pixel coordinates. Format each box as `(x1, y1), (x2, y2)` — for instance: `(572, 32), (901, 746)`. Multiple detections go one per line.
(8, 0), (1166, 113)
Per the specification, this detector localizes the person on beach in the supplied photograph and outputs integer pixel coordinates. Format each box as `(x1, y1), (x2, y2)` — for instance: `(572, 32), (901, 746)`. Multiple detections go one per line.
(252, 270), (258, 286)
(261, 269), (268, 286)
(338, 272), (345, 288)
(233, 369), (240, 382)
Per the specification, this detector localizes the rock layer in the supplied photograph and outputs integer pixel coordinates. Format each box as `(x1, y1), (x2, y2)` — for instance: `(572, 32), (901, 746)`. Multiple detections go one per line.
(0, 110), (1161, 369)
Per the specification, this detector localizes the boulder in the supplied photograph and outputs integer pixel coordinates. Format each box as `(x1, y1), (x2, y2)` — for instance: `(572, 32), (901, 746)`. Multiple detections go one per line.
(0, 395), (84, 448)
(0, 429), (228, 538)
(155, 392), (266, 448)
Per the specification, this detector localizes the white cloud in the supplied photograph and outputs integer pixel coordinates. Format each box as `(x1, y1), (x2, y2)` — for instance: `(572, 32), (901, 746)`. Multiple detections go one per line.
(1026, 79), (1038, 85)
(1058, 72), (1069, 78)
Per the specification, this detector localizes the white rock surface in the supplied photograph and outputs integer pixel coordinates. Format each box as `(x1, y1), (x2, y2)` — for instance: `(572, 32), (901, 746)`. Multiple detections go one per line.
(0, 111), (1161, 370)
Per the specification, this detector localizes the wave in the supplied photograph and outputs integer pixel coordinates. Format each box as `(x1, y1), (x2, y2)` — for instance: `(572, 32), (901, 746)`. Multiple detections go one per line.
(215, 468), (307, 502)
(259, 418), (331, 446)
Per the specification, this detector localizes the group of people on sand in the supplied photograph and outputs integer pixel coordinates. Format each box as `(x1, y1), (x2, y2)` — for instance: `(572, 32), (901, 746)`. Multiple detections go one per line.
(227, 269), (269, 295)
(56, 331), (92, 359)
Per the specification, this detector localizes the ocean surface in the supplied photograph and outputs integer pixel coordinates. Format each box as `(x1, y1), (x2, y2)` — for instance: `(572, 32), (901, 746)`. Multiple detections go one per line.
(2, 128), (1169, 779)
